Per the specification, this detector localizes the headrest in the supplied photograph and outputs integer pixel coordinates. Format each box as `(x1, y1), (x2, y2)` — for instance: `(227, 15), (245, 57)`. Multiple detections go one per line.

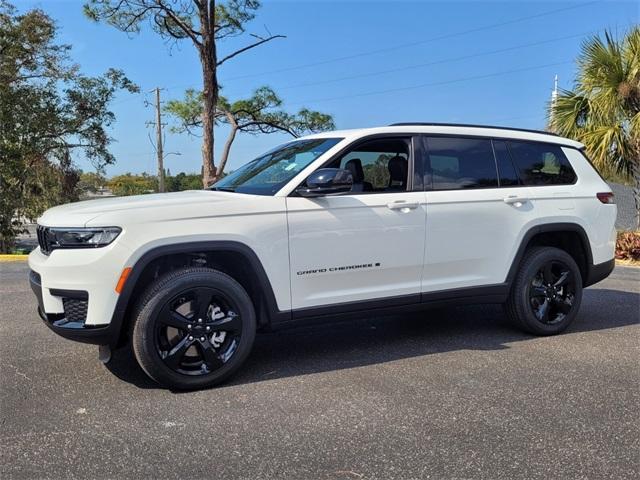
(344, 158), (365, 182)
(388, 155), (408, 184)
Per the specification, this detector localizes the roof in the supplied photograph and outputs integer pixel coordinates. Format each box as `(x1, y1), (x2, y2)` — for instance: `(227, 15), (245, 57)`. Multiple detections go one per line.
(301, 124), (584, 149)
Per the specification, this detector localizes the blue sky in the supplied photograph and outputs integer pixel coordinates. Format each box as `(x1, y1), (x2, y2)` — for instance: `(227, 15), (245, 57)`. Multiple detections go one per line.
(16, 0), (640, 176)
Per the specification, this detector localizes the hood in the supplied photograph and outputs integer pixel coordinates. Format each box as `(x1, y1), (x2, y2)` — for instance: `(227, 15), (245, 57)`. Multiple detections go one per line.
(37, 190), (249, 227)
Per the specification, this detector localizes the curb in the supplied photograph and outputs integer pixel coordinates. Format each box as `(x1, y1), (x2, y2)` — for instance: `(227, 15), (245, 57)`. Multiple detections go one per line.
(615, 259), (640, 268)
(0, 254), (29, 262)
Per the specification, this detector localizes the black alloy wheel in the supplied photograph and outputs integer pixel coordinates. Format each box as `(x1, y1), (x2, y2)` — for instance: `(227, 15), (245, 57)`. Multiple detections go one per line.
(132, 268), (256, 390)
(528, 260), (576, 325)
(155, 287), (242, 376)
(506, 247), (583, 335)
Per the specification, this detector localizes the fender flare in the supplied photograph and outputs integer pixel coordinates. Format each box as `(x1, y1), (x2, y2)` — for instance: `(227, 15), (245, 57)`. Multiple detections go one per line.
(107, 241), (288, 348)
(505, 222), (594, 286)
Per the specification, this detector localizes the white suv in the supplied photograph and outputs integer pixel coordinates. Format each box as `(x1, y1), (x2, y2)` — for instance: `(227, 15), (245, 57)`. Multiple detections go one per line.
(29, 124), (617, 389)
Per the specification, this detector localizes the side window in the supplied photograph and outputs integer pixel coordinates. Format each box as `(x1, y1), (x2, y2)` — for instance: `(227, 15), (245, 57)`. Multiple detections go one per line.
(492, 140), (520, 186)
(508, 141), (577, 185)
(331, 138), (410, 193)
(426, 136), (498, 190)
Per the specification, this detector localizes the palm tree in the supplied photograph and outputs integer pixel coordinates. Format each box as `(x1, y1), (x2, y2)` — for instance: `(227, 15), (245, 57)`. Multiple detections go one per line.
(549, 27), (640, 228)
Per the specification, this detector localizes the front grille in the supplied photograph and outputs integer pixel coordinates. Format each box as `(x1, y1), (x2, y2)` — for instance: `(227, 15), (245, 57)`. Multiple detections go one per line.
(36, 225), (51, 255)
(62, 298), (88, 323)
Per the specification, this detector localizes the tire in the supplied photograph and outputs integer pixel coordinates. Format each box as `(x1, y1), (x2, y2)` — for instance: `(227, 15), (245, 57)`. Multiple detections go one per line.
(506, 247), (583, 335)
(131, 267), (256, 390)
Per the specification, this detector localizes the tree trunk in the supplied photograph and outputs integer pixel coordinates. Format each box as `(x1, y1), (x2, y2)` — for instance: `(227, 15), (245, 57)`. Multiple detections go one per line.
(200, 63), (217, 187)
(217, 114), (237, 178)
(631, 157), (640, 230)
(199, 1), (218, 188)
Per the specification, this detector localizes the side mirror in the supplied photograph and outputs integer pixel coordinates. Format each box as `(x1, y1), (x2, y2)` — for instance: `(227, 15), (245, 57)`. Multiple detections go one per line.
(296, 168), (353, 197)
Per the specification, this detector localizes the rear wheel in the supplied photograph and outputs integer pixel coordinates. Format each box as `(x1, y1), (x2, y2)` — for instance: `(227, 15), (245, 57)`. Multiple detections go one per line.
(131, 268), (256, 390)
(506, 247), (583, 335)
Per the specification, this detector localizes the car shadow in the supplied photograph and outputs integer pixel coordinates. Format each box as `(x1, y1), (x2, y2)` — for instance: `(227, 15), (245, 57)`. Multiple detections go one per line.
(104, 288), (639, 391)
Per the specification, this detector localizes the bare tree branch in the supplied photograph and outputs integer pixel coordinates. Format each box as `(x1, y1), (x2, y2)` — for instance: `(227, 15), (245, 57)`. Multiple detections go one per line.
(217, 34), (285, 66)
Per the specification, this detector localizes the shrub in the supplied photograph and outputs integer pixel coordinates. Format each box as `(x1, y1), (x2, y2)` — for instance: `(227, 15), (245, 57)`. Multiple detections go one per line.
(615, 231), (640, 261)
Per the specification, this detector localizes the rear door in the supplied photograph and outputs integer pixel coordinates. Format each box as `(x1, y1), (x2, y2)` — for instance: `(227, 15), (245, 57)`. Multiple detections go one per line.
(422, 135), (535, 292)
(286, 136), (427, 311)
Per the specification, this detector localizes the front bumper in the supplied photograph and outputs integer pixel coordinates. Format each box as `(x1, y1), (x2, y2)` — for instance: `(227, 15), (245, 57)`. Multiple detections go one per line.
(29, 270), (116, 345)
(28, 239), (134, 346)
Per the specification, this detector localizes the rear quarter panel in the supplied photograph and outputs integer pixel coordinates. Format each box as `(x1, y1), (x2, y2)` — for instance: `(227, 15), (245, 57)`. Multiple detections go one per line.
(562, 147), (617, 265)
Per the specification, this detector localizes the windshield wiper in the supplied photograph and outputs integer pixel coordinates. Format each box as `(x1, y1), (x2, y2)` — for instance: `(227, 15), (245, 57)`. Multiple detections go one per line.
(210, 186), (236, 192)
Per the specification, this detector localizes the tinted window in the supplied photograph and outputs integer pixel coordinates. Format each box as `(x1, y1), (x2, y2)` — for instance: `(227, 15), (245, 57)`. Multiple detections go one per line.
(492, 140), (520, 186)
(426, 137), (498, 190)
(508, 141), (576, 186)
(327, 138), (411, 193)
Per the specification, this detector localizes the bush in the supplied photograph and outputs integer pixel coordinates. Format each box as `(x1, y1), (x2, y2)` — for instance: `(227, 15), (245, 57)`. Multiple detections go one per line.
(615, 231), (640, 261)
(166, 172), (202, 191)
(108, 173), (157, 196)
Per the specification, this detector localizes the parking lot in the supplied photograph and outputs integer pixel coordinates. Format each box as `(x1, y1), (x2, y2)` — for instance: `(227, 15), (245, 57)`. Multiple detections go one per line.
(1, 261), (638, 479)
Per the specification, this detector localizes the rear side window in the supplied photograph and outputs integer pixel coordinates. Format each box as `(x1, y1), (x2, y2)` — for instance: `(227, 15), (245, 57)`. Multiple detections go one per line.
(492, 140), (520, 186)
(426, 137), (498, 190)
(508, 141), (577, 186)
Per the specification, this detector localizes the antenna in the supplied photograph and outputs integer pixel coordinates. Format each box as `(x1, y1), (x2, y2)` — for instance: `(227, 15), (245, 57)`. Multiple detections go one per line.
(552, 74), (559, 102)
(549, 74), (559, 127)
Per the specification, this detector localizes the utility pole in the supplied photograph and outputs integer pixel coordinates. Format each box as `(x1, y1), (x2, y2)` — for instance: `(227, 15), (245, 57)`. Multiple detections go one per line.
(153, 87), (165, 193)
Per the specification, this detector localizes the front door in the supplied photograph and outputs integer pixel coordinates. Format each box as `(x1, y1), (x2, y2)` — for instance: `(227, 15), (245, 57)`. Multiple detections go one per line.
(286, 136), (427, 311)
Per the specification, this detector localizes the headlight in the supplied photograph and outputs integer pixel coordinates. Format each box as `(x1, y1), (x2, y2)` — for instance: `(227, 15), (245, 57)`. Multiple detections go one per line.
(44, 227), (122, 250)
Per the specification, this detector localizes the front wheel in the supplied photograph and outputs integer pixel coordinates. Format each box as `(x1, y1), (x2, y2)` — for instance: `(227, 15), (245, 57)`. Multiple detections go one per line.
(131, 268), (256, 390)
(506, 247), (583, 335)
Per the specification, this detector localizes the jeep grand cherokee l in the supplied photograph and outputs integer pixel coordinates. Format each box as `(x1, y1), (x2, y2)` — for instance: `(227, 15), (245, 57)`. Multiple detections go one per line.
(29, 123), (617, 390)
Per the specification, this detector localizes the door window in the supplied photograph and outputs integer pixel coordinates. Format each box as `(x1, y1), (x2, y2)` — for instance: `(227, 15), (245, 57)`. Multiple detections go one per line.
(426, 137), (499, 190)
(492, 140), (520, 186)
(507, 141), (577, 185)
(326, 138), (411, 193)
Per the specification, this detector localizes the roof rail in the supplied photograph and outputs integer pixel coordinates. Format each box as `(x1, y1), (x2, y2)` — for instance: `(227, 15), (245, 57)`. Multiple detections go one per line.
(389, 122), (560, 137)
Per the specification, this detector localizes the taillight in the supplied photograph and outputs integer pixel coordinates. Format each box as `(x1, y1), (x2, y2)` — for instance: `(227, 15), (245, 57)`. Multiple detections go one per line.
(596, 192), (615, 204)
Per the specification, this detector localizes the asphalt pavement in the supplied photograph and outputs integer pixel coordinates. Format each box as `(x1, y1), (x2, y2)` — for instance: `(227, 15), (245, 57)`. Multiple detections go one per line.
(1, 262), (638, 479)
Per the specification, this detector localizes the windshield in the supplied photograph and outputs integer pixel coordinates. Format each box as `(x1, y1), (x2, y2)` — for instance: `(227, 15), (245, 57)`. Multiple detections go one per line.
(211, 137), (343, 195)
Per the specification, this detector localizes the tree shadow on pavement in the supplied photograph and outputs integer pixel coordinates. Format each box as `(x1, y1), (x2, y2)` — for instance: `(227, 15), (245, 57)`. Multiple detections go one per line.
(104, 288), (639, 390)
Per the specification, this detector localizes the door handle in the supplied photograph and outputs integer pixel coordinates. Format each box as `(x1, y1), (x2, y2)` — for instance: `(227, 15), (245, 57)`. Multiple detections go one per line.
(504, 195), (529, 206)
(387, 201), (419, 210)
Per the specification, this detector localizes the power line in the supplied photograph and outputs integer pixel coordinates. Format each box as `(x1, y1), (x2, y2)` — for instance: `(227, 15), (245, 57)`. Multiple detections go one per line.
(160, 2), (602, 93)
(268, 28), (604, 92)
(105, 2), (615, 115)
(285, 59), (574, 107)
(155, 26), (607, 103)
(162, 22), (616, 101)
(220, 0), (600, 81)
